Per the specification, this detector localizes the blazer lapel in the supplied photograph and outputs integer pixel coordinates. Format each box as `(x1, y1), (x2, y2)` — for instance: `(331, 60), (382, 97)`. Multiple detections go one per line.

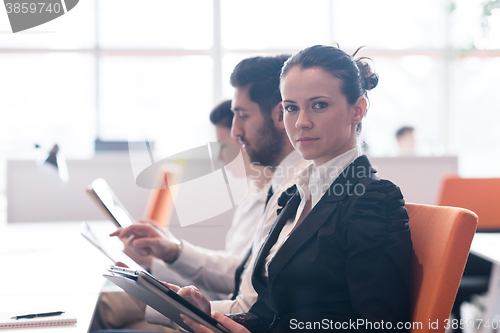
(267, 155), (376, 286)
(266, 199), (340, 286)
(251, 192), (301, 294)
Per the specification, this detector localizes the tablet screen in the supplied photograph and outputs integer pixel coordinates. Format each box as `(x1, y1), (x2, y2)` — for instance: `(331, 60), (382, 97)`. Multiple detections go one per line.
(89, 178), (134, 228)
(81, 223), (144, 271)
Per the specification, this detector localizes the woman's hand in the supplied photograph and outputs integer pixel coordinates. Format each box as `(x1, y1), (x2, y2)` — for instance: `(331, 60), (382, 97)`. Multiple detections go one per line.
(181, 312), (250, 333)
(177, 286), (211, 315)
(160, 281), (181, 292)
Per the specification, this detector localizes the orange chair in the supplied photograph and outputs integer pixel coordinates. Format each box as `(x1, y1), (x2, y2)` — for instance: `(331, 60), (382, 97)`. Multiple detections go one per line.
(437, 176), (500, 326)
(406, 203), (478, 333)
(143, 169), (176, 226)
(437, 176), (500, 231)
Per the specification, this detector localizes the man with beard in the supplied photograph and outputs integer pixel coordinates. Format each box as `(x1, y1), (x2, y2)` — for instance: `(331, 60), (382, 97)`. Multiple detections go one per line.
(90, 100), (269, 332)
(109, 55), (307, 327)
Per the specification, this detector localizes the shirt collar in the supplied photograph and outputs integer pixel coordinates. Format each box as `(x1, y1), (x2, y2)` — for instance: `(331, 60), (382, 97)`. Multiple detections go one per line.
(269, 150), (307, 194)
(247, 178), (268, 203)
(295, 146), (363, 207)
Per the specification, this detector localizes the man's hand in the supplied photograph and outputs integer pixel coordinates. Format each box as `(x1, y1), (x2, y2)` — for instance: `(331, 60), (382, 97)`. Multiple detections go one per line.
(110, 224), (180, 263)
(119, 231), (154, 270)
(136, 219), (178, 242)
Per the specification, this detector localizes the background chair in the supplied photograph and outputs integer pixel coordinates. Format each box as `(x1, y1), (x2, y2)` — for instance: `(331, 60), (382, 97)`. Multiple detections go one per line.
(436, 176), (500, 328)
(143, 169), (177, 226)
(437, 176), (500, 231)
(406, 203), (477, 333)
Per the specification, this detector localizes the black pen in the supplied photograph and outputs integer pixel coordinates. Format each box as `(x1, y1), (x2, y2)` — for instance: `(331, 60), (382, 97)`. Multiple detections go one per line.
(10, 311), (64, 320)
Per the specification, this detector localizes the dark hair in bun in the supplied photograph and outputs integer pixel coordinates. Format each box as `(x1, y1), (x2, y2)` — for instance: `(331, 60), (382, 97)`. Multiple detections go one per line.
(281, 45), (378, 134)
(355, 55), (379, 91)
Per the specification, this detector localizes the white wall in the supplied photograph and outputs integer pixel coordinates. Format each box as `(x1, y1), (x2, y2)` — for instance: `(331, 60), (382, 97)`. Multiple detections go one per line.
(7, 153), (235, 250)
(369, 156), (458, 205)
(6, 154), (458, 250)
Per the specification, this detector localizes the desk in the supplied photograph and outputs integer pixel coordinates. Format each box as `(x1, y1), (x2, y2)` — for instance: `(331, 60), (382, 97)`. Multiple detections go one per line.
(470, 233), (500, 333)
(0, 220), (117, 332)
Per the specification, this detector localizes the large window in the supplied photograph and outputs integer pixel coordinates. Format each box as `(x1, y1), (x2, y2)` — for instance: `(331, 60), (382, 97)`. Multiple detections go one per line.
(1, 0), (499, 176)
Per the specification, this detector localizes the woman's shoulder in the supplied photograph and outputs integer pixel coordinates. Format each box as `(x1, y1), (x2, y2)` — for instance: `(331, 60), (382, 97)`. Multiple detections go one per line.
(356, 177), (405, 205)
(346, 155), (405, 204)
(347, 177), (409, 233)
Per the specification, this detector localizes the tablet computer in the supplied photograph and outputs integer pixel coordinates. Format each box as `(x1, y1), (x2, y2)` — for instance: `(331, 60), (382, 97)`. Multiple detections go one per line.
(87, 178), (135, 228)
(104, 266), (228, 333)
(80, 222), (144, 271)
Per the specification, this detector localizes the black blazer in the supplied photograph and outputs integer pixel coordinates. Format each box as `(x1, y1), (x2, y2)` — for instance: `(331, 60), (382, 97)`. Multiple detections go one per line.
(241, 155), (412, 333)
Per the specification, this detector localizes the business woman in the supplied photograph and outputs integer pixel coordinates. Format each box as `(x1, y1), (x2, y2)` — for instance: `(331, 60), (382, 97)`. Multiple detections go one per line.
(180, 45), (413, 333)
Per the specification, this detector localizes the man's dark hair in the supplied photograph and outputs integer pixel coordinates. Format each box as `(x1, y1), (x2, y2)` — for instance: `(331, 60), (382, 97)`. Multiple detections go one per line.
(396, 126), (415, 138)
(230, 54), (290, 117)
(209, 100), (233, 129)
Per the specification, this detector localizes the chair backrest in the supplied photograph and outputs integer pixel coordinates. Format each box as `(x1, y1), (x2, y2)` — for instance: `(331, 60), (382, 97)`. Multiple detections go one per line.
(406, 203), (477, 333)
(143, 169), (176, 226)
(436, 176), (500, 231)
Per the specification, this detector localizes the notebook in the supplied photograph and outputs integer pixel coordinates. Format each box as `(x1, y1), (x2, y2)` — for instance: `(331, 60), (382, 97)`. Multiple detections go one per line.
(0, 313), (77, 329)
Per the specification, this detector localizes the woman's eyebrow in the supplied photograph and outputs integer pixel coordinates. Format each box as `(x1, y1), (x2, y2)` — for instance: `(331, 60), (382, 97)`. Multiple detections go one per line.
(309, 96), (330, 101)
(283, 96), (331, 103)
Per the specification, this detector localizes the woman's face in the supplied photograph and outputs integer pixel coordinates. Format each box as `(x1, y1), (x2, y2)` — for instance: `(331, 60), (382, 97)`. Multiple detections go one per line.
(281, 67), (366, 166)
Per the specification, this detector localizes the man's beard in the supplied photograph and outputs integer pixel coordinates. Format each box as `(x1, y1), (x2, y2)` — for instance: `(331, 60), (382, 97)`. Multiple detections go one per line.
(246, 119), (285, 168)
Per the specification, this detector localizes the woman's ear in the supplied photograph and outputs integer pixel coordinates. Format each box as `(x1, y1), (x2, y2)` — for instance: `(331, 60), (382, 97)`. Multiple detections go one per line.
(272, 103), (286, 130)
(352, 96), (367, 126)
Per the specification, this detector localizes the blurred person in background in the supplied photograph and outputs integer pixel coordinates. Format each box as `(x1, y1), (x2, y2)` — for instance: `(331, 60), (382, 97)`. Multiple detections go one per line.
(396, 126), (415, 156)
